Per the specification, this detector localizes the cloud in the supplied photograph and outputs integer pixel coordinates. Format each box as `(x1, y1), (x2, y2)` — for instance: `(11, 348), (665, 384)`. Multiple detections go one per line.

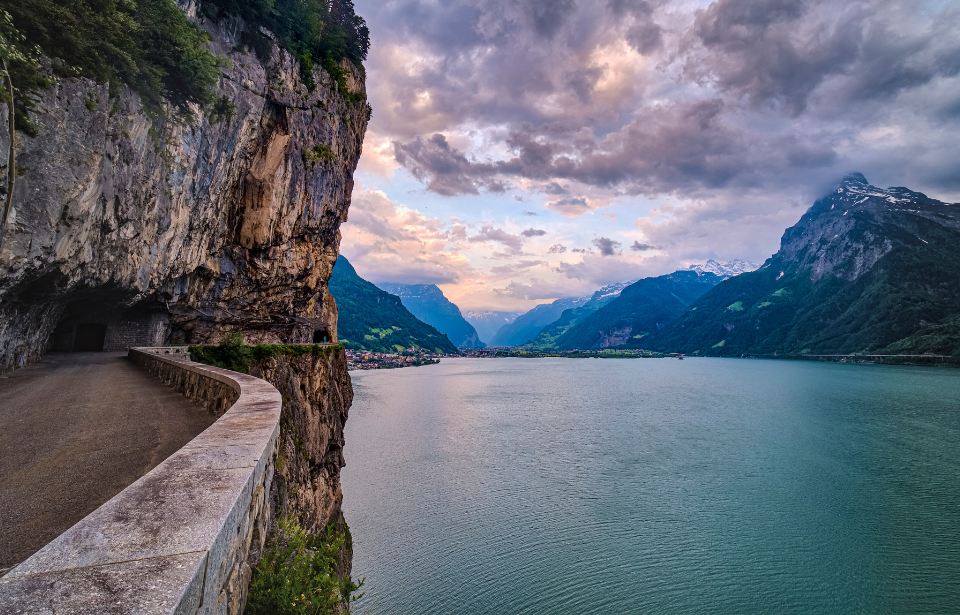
(542, 181), (570, 195)
(490, 259), (546, 275)
(358, 0), (960, 200)
(685, 0), (960, 115)
(548, 243), (567, 253)
(592, 236), (622, 256)
(521, 228), (547, 237)
(350, 0), (960, 310)
(467, 225), (524, 251)
(546, 196), (596, 217)
(341, 183), (474, 285)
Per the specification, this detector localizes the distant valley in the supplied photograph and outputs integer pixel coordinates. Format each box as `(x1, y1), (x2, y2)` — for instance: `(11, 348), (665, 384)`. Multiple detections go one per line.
(377, 284), (485, 348)
(335, 174), (960, 362)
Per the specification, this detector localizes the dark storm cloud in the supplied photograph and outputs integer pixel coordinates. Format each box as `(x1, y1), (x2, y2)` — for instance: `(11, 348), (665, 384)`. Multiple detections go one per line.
(687, 0), (960, 114)
(548, 243), (567, 253)
(630, 241), (656, 251)
(522, 228), (547, 237)
(542, 182), (570, 195)
(392, 100), (782, 197)
(592, 237), (622, 256)
(358, 0), (960, 203)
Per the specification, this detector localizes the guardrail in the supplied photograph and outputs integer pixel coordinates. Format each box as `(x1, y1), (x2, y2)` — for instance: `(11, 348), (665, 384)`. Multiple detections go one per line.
(0, 348), (283, 614)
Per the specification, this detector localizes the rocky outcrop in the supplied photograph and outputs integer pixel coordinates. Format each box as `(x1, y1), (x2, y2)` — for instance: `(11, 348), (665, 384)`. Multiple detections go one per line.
(0, 3), (369, 372)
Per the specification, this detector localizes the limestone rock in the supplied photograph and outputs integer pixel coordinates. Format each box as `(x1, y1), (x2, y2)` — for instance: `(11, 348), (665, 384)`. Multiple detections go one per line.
(0, 11), (369, 372)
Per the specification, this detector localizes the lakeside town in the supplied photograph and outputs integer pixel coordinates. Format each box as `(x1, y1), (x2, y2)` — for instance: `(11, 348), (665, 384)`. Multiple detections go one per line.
(346, 348), (447, 370)
(346, 346), (678, 370)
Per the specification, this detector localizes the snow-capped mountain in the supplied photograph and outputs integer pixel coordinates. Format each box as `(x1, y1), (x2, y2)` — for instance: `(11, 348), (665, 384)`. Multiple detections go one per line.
(688, 259), (759, 278)
(586, 280), (638, 305)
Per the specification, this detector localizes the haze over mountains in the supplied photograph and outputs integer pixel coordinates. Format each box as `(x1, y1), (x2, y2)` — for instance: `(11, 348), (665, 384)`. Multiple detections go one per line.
(463, 311), (520, 346)
(377, 284), (485, 348)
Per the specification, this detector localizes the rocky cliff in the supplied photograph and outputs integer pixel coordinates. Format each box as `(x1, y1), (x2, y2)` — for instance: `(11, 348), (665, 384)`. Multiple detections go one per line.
(0, 1), (369, 372)
(252, 348), (354, 569)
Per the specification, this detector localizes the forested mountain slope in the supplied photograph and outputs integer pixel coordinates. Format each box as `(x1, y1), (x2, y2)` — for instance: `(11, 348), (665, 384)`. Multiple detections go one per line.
(330, 257), (458, 353)
(536, 271), (723, 350)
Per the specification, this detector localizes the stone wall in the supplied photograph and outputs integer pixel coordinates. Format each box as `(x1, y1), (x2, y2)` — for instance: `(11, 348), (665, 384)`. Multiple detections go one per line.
(0, 349), (283, 614)
(132, 347), (239, 416)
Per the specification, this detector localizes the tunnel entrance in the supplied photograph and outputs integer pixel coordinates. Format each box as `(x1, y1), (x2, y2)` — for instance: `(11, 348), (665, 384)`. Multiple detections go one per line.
(313, 327), (330, 343)
(73, 323), (107, 351)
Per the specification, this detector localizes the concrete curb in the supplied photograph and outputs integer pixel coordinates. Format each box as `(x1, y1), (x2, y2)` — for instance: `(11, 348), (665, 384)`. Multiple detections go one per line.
(0, 348), (283, 614)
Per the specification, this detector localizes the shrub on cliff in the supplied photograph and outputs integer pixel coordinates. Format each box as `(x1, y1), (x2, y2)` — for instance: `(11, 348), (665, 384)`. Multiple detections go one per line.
(245, 517), (363, 615)
(0, 0), (222, 120)
(189, 333), (342, 374)
(202, 0), (369, 98)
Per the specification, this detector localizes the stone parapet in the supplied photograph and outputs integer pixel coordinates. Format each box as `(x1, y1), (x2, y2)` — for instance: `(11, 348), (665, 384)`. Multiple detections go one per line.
(0, 348), (283, 614)
(131, 347), (239, 416)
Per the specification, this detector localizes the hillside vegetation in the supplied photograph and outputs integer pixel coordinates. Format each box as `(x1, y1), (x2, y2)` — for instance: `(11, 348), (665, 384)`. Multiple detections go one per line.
(329, 256), (458, 354)
(0, 0), (369, 131)
(546, 271), (723, 350)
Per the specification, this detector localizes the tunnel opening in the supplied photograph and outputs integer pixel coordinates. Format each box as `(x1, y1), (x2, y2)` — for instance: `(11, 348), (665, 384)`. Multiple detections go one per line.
(50, 288), (171, 353)
(73, 323), (107, 351)
(313, 327), (330, 343)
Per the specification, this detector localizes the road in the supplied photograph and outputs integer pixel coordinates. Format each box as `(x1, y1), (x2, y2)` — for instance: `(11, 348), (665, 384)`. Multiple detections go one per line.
(0, 352), (216, 573)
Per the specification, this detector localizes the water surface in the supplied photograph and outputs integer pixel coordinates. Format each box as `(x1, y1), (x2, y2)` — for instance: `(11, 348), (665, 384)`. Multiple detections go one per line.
(341, 357), (960, 614)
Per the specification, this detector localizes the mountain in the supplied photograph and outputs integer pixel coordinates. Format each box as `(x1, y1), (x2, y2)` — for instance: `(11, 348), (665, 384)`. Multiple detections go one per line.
(329, 257), (459, 354)
(377, 284), (485, 348)
(463, 311), (521, 345)
(688, 259), (759, 277)
(645, 174), (960, 357)
(519, 281), (637, 348)
(490, 297), (589, 346)
(490, 280), (639, 347)
(532, 271), (724, 350)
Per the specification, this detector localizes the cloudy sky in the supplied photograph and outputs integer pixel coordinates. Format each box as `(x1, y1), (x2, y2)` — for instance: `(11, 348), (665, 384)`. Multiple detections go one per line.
(342, 0), (960, 312)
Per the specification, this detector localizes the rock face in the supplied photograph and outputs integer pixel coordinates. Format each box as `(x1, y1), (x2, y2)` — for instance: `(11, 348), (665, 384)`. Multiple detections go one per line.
(0, 4), (369, 372)
(253, 349), (353, 536)
(250, 348), (355, 580)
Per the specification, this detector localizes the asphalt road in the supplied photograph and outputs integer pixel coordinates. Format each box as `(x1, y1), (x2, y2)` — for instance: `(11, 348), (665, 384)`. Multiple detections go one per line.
(0, 352), (216, 573)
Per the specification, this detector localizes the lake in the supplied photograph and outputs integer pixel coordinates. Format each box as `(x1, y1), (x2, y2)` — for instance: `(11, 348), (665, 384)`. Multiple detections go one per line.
(341, 357), (960, 614)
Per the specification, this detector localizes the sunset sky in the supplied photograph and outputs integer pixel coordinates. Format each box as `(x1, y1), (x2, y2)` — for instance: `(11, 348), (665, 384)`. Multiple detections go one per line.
(342, 0), (960, 312)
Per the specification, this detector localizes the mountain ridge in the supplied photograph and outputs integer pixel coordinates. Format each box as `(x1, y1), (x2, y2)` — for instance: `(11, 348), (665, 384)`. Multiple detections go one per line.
(377, 283), (485, 348)
(644, 174), (960, 357)
(330, 258), (459, 354)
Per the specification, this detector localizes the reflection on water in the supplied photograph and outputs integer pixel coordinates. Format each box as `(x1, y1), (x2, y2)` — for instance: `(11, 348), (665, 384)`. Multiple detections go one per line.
(341, 358), (960, 614)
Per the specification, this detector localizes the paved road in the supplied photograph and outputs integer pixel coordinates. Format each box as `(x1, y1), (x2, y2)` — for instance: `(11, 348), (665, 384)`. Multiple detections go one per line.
(0, 353), (216, 573)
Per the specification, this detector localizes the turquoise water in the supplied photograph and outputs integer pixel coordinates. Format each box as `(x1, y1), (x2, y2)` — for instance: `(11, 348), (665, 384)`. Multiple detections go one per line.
(340, 358), (960, 614)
